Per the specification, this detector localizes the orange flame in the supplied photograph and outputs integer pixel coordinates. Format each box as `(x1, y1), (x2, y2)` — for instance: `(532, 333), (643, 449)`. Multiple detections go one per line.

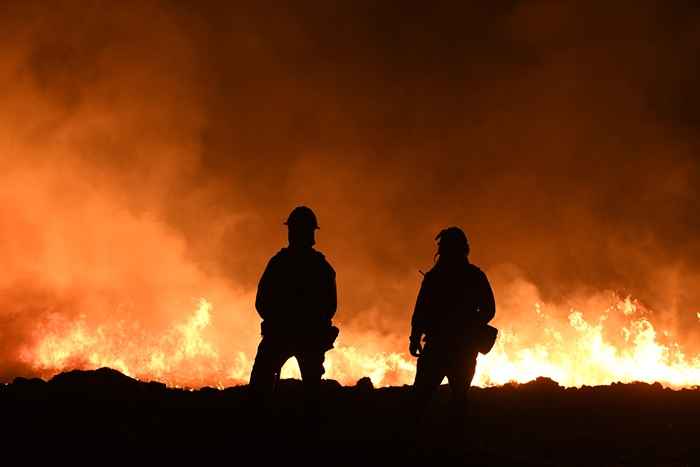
(18, 295), (700, 389)
(475, 300), (700, 388)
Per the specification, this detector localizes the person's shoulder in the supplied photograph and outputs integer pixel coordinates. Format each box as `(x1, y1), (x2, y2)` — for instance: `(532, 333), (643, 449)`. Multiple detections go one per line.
(467, 263), (489, 280)
(422, 265), (440, 283)
(312, 249), (335, 275)
(312, 248), (332, 267)
(267, 248), (290, 265)
(271, 248), (289, 258)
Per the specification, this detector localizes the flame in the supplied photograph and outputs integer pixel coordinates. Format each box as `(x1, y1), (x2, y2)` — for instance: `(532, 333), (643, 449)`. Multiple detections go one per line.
(18, 295), (700, 389)
(474, 302), (700, 388)
(20, 299), (242, 387)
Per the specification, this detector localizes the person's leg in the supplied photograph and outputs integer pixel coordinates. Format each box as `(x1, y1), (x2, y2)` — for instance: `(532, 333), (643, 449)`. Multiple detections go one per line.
(249, 338), (288, 406)
(445, 351), (478, 432)
(413, 346), (447, 422)
(296, 350), (326, 433)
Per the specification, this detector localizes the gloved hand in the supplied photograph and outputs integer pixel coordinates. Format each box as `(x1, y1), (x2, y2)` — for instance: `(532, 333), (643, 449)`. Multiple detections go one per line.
(409, 336), (423, 357)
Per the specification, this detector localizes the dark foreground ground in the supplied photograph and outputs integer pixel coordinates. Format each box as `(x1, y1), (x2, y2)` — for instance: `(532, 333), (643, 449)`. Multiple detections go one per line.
(2, 368), (699, 466)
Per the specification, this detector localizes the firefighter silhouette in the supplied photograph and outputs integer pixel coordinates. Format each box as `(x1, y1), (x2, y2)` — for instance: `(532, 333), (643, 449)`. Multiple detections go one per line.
(409, 227), (496, 420)
(249, 206), (338, 421)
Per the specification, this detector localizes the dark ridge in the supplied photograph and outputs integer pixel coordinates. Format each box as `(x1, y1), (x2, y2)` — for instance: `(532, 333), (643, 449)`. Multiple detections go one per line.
(2, 368), (698, 465)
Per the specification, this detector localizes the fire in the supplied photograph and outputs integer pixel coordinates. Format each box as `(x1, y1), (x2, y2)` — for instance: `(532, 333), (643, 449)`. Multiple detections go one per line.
(18, 294), (700, 389)
(20, 299), (239, 388)
(474, 300), (700, 388)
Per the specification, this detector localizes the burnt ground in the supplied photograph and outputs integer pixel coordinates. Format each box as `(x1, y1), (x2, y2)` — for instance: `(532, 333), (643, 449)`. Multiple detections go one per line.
(1, 367), (698, 466)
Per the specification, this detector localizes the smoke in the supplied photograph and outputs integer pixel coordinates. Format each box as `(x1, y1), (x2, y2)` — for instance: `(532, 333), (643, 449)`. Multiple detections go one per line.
(0, 0), (698, 384)
(0, 1), (258, 382)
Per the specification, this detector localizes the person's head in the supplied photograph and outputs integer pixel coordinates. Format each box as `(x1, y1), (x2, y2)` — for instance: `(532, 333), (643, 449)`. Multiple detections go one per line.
(284, 206), (319, 248)
(435, 226), (470, 262)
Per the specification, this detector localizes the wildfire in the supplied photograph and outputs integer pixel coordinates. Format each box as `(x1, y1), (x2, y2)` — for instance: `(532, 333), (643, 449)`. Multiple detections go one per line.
(18, 295), (700, 389)
(475, 301), (700, 388)
(20, 299), (237, 388)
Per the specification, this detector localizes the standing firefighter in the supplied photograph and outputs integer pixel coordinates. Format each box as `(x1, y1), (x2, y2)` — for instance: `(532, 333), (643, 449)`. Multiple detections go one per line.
(409, 227), (496, 421)
(249, 206), (338, 421)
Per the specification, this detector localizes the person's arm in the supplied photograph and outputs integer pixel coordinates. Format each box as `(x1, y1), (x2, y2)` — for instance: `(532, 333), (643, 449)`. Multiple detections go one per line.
(476, 269), (496, 325)
(255, 258), (277, 320)
(409, 276), (431, 355)
(322, 263), (337, 322)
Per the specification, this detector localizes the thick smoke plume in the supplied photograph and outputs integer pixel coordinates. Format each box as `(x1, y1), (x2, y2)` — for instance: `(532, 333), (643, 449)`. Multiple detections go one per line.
(1, 1), (699, 386)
